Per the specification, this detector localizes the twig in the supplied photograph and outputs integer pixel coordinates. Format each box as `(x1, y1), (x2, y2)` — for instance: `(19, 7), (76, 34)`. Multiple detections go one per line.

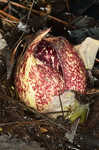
(0, 17), (17, 25)
(26, 0), (34, 23)
(0, 10), (19, 22)
(43, 110), (69, 115)
(0, 121), (38, 127)
(66, 0), (70, 12)
(0, 0), (69, 26)
(59, 94), (65, 119)
(0, 93), (67, 131)
(8, 0), (11, 14)
(22, 104), (68, 131)
(87, 89), (99, 94)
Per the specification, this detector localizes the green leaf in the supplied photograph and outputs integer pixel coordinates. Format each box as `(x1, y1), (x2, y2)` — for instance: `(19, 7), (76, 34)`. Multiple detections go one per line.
(69, 104), (89, 123)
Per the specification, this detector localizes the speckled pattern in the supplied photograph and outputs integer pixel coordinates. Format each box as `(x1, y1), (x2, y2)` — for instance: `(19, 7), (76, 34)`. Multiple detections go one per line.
(15, 32), (86, 113)
(55, 37), (86, 93)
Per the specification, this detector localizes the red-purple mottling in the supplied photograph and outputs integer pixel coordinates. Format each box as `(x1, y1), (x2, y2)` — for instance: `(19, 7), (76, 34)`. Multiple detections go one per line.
(15, 36), (86, 111)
